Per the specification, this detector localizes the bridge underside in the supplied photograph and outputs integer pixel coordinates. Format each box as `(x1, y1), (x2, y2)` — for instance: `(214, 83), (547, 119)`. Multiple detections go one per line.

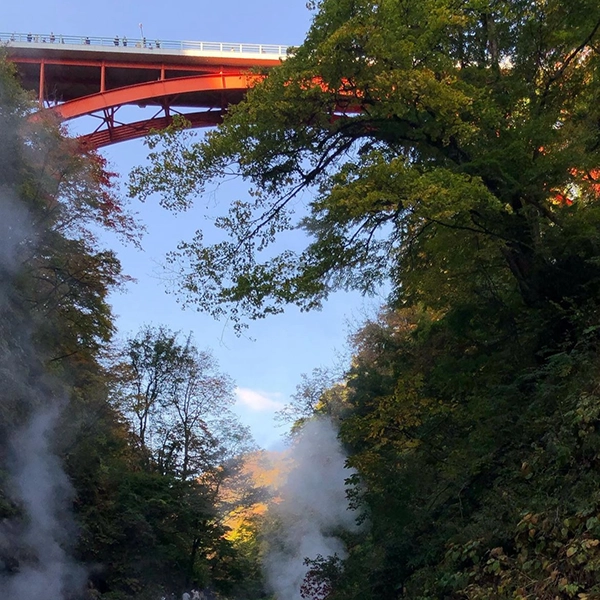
(6, 41), (276, 148)
(79, 108), (225, 148)
(49, 73), (258, 148)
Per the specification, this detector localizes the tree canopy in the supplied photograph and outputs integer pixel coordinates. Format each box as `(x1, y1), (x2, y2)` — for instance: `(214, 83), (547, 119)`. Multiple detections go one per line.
(4, 0), (600, 597)
(0, 57), (266, 600)
(131, 0), (600, 330)
(129, 1), (600, 598)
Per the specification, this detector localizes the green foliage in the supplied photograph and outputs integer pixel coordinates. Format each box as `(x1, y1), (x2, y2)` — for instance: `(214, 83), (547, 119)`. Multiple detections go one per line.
(7, 0), (600, 597)
(0, 58), (265, 599)
(128, 2), (600, 596)
(131, 0), (600, 331)
(315, 292), (600, 599)
(111, 325), (254, 481)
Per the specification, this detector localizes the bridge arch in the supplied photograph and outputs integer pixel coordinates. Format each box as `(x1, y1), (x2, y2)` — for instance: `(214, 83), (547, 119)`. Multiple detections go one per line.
(76, 109), (225, 149)
(50, 73), (262, 148)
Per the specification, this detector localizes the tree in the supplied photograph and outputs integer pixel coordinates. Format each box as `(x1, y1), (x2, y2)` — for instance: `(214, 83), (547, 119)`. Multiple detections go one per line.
(276, 366), (350, 437)
(125, 3), (600, 596)
(0, 55), (146, 599)
(0, 57), (266, 600)
(131, 0), (600, 331)
(326, 299), (600, 599)
(113, 325), (254, 480)
(113, 325), (187, 453)
(0, 54), (136, 483)
(127, 3), (600, 598)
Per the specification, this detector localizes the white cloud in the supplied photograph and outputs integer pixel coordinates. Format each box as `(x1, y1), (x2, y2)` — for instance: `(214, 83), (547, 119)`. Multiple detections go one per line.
(235, 387), (285, 412)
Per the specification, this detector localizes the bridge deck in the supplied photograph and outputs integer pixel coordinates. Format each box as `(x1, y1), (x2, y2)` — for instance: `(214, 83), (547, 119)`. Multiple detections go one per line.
(2, 33), (286, 108)
(1, 32), (289, 147)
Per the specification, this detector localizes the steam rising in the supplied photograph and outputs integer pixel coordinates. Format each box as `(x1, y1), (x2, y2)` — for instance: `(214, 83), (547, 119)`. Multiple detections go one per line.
(0, 407), (85, 599)
(0, 189), (36, 275)
(265, 418), (358, 599)
(0, 153), (85, 596)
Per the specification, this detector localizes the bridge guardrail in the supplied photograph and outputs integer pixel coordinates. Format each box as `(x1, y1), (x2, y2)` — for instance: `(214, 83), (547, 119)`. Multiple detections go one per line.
(0, 31), (291, 57)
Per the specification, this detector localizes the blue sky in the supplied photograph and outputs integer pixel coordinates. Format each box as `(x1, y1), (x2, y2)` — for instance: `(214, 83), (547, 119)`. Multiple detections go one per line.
(4, 0), (384, 448)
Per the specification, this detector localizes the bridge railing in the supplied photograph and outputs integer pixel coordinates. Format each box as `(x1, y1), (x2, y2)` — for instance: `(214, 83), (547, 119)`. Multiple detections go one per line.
(0, 32), (291, 57)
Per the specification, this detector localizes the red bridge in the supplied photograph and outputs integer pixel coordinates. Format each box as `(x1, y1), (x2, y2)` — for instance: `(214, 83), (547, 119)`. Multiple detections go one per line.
(2, 32), (288, 148)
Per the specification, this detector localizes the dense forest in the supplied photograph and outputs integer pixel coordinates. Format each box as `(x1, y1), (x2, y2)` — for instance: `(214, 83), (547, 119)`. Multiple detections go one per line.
(132, 0), (600, 597)
(0, 58), (266, 599)
(3, 0), (600, 599)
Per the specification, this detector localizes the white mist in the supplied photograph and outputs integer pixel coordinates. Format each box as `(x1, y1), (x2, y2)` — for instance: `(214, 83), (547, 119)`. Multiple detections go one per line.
(264, 418), (358, 600)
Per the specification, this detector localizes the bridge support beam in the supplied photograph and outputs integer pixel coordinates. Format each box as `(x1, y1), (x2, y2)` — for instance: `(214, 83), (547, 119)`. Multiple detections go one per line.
(38, 61), (45, 108)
